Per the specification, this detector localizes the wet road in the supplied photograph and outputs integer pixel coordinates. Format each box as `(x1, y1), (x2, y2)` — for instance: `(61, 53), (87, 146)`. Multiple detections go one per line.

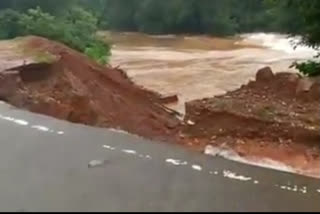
(0, 102), (319, 212)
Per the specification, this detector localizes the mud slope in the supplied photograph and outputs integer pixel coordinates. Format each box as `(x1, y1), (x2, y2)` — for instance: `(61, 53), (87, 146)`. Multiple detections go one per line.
(182, 67), (320, 177)
(184, 67), (320, 145)
(0, 36), (181, 141)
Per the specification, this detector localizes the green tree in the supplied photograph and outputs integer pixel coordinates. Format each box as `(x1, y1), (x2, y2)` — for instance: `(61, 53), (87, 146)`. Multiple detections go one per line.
(0, 6), (111, 64)
(0, 9), (23, 39)
(286, 0), (320, 76)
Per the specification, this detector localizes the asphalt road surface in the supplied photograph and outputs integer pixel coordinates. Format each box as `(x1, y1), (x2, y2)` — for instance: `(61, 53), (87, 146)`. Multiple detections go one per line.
(0, 101), (319, 212)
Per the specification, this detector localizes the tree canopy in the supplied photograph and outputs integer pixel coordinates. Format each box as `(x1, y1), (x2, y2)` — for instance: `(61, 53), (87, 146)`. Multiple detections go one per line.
(1, 0), (320, 74)
(0, 0), (308, 36)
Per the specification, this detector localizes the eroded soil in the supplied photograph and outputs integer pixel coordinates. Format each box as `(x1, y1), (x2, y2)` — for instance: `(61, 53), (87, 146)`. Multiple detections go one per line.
(0, 36), (319, 178)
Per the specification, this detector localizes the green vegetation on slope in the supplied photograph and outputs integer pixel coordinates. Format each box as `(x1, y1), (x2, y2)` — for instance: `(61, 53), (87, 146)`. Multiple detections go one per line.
(0, 5), (110, 65)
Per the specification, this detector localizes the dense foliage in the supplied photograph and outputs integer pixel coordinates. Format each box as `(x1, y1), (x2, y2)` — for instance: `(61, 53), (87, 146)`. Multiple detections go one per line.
(0, 0), (306, 36)
(285, 0), (320, 76)
(0, 2), (110, 64)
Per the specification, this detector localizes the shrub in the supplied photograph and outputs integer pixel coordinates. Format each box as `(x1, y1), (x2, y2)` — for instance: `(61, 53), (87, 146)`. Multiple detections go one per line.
(85, 40), (111, 65)
(0, 9), (24, 39)
(292, 60), (320, 77)
(19, 7), (60, 39)
(61, 7), (99, 51)
(0, 7), (111, 64)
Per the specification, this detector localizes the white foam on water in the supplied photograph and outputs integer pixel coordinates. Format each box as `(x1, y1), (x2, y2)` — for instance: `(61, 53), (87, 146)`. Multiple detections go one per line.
(122, 149), (137, 155)
(317, 189), (320, 193)
(192, 165), (203, 171)
(241, 33), (317, 56)
(166, 159), (188, 166)
(57, 131), (64, 135)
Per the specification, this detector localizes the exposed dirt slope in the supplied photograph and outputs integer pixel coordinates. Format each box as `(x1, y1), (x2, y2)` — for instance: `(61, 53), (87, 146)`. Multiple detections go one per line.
(183, 67), (320, 145)
(0, 36), (181, 142)
(0, 37), (318, 178)
(181, 67), (320, 177)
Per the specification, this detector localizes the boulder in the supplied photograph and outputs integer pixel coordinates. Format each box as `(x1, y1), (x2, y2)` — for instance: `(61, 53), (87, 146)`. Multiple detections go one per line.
(256, 67), (274, 82)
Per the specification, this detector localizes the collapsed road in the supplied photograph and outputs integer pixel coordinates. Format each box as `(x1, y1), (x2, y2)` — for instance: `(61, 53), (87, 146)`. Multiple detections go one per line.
(0, 36), (319, 180)
(0, 101), (319, 212)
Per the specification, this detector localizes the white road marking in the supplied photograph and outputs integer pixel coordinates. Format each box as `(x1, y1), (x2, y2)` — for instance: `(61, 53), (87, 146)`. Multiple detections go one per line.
(192, 165), (202, 171)
(14, 119), (29, 126)
(102, 145), (116, 150)
(122, 149), (137, 155)
(32, 125), (50, 132)
(166, 159), (188, 166)
(223, 170), (252, 181)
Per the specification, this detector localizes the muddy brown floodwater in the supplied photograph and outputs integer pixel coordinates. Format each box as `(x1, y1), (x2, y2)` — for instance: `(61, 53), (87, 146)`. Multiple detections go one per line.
(106, 32), (316, 114)
(104, 32), (319, 178)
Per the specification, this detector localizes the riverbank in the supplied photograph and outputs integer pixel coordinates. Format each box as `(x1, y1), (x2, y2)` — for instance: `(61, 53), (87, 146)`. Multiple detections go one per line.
(107, 32), (316, 114)
(0, 34), (318, 179)
(181, 67), (320, 178)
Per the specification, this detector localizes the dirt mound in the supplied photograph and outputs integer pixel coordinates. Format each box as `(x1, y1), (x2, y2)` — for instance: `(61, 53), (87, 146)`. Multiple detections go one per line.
(180, 67), (320, 177)
(183, 67), (320, 144)
(0, 36), (181, 141)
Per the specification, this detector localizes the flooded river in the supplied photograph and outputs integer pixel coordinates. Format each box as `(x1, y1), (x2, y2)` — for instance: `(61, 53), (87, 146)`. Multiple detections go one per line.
(107, 32), (316, 113)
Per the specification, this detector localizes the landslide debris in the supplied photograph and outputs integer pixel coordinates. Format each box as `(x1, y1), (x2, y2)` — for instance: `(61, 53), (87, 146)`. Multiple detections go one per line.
(0, 36), (181, 142)
(183, 67), (320, 145)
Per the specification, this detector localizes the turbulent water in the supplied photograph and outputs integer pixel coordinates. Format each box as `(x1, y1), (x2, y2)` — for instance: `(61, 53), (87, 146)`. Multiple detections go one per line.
(108, 32), (316, 113)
